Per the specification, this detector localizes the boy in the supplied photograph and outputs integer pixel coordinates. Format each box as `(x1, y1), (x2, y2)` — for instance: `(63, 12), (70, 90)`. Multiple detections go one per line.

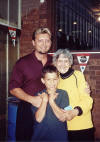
(31, 65), (70, 142)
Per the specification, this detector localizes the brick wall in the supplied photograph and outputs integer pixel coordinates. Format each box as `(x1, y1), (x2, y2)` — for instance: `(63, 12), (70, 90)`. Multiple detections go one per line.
(73, 53), (100, 140)
(20, 0), (55, 57)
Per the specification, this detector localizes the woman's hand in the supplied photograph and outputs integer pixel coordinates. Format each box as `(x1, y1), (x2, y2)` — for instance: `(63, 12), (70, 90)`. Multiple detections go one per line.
(59, 109), (79, 121)
(84, 81), (91, 95)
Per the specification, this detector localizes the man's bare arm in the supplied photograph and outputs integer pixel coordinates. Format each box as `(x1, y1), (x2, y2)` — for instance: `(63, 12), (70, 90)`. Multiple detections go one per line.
(10, 88), (42, 107)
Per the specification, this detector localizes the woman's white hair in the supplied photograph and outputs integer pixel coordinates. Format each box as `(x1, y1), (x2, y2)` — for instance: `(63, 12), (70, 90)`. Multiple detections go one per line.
(53, 49), (73, 65)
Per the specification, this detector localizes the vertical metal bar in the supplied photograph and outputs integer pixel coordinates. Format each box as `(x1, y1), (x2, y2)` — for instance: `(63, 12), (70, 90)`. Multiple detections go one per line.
(8, 0), (9, 25)
(18, 0), (21, 29)
(17, 37), (20, 59)
(5, 0), (9, 139)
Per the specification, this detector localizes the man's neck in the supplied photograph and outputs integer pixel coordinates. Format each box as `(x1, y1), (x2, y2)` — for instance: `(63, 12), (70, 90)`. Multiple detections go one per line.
(35, 51), (47, 65)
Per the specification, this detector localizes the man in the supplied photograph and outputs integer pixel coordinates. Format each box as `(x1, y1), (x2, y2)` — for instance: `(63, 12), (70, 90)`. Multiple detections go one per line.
(9, 28), (52, 141)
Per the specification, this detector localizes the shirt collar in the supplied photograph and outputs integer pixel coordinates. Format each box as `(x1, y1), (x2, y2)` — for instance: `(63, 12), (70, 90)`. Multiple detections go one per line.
(60, 68), (74, 79)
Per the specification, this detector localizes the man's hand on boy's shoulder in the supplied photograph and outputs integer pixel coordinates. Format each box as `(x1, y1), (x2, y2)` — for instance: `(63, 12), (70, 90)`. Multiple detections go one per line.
(31, 95), (42, 108)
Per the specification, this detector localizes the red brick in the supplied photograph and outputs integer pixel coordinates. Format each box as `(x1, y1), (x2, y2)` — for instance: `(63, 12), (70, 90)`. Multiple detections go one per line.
(89, 66), (100, 70)
(96, 71), (100, 75)
(39, 14), (48, 19)
(96, 81), (100, 84)
(96, 85), (100, 89)
(95, 76), (100, 81)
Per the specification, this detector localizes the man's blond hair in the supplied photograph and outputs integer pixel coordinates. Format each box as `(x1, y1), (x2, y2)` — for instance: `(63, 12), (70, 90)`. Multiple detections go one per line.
(32, 28), (51, 40)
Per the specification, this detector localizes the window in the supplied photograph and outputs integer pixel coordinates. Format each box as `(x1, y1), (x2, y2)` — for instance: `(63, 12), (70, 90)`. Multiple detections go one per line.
(0, 0), (21, 29)
(56, 0), (100, 51)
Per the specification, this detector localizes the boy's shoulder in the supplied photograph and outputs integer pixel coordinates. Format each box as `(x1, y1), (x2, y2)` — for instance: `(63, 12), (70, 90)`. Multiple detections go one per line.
(56, 88), (66, 93)
(56, 89), (69, 107)
(35, 89), (68, 98)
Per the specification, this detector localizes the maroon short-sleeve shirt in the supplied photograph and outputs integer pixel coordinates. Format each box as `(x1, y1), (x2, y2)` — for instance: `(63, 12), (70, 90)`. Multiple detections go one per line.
(9, 51), (52, 96)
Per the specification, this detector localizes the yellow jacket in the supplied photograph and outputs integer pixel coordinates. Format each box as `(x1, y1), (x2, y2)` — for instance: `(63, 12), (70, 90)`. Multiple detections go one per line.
(58, 70), (93, 130)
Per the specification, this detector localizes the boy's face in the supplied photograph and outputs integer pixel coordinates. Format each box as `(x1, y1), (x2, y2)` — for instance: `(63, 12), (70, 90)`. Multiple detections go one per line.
(41, 72), (59, 92)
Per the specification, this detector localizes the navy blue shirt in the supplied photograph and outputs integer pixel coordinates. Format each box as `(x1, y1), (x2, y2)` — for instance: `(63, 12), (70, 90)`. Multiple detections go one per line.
(31, 89), (69, 142)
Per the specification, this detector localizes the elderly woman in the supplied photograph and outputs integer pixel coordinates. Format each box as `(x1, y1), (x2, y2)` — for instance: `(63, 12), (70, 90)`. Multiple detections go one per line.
(53, 49), (94, 142)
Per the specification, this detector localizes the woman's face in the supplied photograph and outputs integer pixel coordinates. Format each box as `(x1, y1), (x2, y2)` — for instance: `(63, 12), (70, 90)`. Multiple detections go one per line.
(56, 54), (71, 74)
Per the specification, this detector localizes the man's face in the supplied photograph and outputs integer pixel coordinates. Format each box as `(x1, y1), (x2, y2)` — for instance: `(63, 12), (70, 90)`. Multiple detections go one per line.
(33, 33), (51, 54)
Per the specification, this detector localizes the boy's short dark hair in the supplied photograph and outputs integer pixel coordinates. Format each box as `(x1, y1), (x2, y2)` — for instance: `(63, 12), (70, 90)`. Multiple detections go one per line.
(42, 65), (59, 78)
